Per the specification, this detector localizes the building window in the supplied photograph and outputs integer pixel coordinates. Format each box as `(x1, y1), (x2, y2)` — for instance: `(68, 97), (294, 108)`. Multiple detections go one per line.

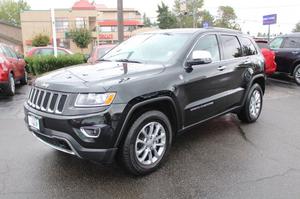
(76, 17), (85, 29)
(55, 18), (69, 32)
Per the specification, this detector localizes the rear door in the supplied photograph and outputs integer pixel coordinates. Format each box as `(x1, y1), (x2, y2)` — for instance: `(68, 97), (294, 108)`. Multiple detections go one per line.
(1, 46), (21, 79)
(269, 37), (288, 73)
(217, 34), (250, 110)
(6, 47), (25, 80)
(280, 37), (300, 73)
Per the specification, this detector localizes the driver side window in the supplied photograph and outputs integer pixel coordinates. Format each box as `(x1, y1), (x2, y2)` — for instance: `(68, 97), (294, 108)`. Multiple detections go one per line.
(191, 34), (220, 62)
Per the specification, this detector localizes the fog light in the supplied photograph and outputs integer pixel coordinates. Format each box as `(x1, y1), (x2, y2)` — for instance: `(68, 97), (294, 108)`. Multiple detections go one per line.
(80, 127), (101, 138)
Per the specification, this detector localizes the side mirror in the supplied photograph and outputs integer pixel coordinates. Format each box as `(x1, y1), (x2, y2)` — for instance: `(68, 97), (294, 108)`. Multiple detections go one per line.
(186, 50), (212, 68)
(17, 54), (24, 59)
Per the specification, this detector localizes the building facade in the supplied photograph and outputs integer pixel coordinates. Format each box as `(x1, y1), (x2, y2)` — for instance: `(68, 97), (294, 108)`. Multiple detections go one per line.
(20, 0), (143, 54)
(0, 20), (23, 53)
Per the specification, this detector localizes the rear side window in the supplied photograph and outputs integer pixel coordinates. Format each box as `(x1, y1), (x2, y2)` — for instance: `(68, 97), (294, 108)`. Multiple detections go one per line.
(220, 35), (242, 59)
(239, 37), (257, 56)
(38, 48), (54, 56)
(6, 47), (18, 59)
(283, 37), (300, 48)
(269, 37), (284, 49)
(191, 34), (220, 62)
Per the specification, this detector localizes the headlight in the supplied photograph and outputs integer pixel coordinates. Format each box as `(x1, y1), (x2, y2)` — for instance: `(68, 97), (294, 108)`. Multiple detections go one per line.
(75, 93), (116, 107)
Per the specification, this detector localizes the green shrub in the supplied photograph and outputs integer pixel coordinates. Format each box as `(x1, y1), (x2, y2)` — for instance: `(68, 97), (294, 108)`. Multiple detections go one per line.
(32, 34), (50, 47)
(25, 54), (85, 75)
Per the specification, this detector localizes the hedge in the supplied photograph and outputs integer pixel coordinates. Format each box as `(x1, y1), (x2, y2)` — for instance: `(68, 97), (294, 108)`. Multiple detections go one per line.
(25, 54), (85, 75)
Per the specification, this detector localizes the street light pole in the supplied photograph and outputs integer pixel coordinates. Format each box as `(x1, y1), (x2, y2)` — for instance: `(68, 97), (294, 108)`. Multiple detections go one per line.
(51, 8), (58, 57)
(117, 0), (124, 43)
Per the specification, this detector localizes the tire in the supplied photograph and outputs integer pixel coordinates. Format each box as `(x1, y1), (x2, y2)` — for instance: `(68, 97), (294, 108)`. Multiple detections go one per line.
(119, 110), (173, 176)
(5, 73), (15, 96)
(20, 70), (28, 85)
(238, 83), (263, 123)
(293, 64), (300, 86)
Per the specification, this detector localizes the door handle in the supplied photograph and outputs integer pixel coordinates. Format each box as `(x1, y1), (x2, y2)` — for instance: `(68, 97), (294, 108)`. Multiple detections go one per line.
(218, 66), (227, 71)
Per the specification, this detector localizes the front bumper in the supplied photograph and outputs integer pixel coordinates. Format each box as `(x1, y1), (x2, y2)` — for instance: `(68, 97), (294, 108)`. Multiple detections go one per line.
(24, 102), (127, 164)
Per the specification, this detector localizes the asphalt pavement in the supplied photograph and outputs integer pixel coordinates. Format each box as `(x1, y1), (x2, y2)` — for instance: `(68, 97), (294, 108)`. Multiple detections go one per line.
(1, 77), (300, 199)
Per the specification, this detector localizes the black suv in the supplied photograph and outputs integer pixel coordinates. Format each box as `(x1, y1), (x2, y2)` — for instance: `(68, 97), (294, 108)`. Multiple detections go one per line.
(269, 33), (300, 85)
(24, 28), (265, 175)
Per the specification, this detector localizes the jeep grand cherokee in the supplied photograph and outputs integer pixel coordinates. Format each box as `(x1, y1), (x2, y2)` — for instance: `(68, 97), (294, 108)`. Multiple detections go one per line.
(24, 28), (265, 175)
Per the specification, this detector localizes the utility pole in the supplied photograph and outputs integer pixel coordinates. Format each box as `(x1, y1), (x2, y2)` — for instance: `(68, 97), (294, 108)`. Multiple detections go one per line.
(50, 8), (58, 57)
(117, 0), (124, 42)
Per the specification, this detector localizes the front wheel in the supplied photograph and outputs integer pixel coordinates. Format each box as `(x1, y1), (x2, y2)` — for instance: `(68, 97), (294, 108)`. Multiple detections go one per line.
(238, 83), (263, 123)
(293, 64), (300, 85)
(119, 110), (172, 176)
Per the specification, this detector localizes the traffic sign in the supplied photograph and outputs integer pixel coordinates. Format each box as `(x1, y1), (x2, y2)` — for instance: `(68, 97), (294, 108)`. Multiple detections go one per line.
(263, 14), (277, 25)
(203, 22), (209, 28)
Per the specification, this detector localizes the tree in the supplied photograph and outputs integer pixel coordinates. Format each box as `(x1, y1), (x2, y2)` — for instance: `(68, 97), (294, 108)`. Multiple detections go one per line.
(0, 0), (30, 26)
(69, 28), (92, 52)
(199, 9), (214, 28)
(293, 22), (300, 32)
(214, 6), (240, 30)
(173, 0), (204, 28)
(157, 2), (178, 29)
(143, 13), (152, 27)
(32, 34), (50, 47)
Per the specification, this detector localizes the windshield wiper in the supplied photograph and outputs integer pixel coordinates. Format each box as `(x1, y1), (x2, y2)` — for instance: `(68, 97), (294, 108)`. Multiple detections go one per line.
(97, 58), (112, 62)
(115, 59), (142, 63)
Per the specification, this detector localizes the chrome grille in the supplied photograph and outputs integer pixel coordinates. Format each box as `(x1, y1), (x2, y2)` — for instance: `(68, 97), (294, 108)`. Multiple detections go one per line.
(28, 87), (68, 114)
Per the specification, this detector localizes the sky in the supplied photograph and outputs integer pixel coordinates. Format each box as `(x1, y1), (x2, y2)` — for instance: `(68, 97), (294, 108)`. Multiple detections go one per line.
(25, 0), (300, 36)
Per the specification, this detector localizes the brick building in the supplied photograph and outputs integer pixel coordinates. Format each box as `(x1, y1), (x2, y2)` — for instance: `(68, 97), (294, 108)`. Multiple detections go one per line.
(20, 0), (143, 54)
(0, 20), (23, 53)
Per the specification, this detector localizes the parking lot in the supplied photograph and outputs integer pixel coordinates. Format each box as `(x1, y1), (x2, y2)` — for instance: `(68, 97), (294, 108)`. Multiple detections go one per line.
(1, 77), (300, 199)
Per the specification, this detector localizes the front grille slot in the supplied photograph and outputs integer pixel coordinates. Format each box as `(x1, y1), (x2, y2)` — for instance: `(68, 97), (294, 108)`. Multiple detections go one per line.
(27, 87), (68, 114)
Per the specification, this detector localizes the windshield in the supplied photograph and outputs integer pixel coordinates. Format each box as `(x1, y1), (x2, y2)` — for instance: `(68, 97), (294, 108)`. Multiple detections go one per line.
(102, 33), (191, 64)
(256, 41), (269, 49)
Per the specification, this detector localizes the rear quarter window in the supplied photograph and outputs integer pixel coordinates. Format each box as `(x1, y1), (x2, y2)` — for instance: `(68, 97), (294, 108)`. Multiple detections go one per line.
(283, 37), (300, 48)
(240, 37), (257, 56)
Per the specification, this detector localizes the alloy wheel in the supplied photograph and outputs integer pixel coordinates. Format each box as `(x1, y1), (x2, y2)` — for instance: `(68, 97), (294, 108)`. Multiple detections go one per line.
(135, 122), (166, 166)
(249, 90), (261, 119)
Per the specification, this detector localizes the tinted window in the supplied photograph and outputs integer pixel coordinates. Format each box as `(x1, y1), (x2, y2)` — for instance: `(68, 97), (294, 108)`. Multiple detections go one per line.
(2, 46), (16, 58)
(191, 34), (220, 62)
(240, 37), (257, 56)
(221, 35), (242, 59)
(269, 37), (284, 49)
(283, 37), (300, 48)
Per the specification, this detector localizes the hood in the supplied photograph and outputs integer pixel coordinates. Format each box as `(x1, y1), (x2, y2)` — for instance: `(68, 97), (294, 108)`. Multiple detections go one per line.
(34, 61), (165, 93)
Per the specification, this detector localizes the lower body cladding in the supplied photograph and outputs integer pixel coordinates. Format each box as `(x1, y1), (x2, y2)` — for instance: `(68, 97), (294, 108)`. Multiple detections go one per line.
(24, 103), (127, 164)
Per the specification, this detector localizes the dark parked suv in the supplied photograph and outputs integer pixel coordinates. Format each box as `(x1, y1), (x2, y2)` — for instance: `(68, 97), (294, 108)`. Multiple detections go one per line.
(24, 28), (265, 175)
(269, 33), (300, 85)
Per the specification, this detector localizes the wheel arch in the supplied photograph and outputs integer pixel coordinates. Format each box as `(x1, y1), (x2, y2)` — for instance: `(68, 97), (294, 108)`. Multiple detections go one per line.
(114, 92), (181, 148)
(292, 60), (300, 75)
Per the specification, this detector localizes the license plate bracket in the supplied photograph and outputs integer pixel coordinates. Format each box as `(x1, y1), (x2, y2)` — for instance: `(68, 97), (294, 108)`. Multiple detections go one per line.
(28, 114), (40, 130)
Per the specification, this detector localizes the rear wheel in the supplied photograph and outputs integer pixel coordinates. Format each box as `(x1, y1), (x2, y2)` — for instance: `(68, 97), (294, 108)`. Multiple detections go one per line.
(238, 83), (263, 123)
(119, 110), (172, 176)
(20, 70), (28, 85)
(293, 64), (300, 85)
(5, 73), (15, 96)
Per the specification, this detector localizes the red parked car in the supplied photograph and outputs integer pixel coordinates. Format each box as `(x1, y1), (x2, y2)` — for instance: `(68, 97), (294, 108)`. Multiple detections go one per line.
(255, 40), (277, 75)
(87, 44), (115, 64)
(0, 43), (27, 96)
(26, 47), (73, 57)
